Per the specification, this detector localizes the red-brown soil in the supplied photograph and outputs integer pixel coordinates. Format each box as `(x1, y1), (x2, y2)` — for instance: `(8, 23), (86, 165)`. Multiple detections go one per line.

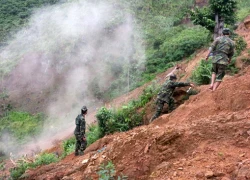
(2, 16), (250, 180)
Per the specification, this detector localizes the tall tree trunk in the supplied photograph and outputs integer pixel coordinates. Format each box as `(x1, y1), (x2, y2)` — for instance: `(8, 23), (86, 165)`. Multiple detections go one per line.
(214, 12), (219, 40)
(214, 12), (224, 40)
(218, 16), (224, 36)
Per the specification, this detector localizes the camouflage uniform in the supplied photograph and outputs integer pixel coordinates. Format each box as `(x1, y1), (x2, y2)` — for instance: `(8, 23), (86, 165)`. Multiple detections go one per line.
(74, 114), (87, 155)
(210, 36), (234, 81)
(150, 79), (191, 122)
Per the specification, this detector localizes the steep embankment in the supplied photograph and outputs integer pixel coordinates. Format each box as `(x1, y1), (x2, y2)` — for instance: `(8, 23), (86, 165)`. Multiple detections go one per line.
(23, 68), (250, 180)
(21, 18), (250, 180)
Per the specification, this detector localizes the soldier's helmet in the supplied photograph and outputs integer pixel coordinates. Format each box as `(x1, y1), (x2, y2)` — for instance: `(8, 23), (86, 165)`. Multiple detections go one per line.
(81, 106), (88, 114)
(169, 74), (177, 80)
(222, 28), (230, 35)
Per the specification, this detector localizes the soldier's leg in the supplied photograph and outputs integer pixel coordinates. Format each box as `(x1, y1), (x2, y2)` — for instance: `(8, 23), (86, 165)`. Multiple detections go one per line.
(210, 63), (217, 89)
(213, 64), (226, 91)
(150, 99), (165, 122)
(75, 135), (81, 156)
(168, 97), (175, 112)
(79, 139), (87, 155)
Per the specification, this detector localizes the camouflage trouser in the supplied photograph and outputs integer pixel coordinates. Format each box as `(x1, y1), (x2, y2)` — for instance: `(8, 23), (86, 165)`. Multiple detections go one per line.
(211, 63), (226, 82)
(150, 97), (175, 122)
(75, 134), (87, 155)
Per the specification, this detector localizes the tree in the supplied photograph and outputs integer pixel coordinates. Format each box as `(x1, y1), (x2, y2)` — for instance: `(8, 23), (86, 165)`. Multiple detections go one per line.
(190, 0), (237, 39)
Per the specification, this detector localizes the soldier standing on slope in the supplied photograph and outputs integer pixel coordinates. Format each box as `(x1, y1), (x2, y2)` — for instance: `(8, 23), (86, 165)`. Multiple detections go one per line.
(206, 28), (235, 91)
(74, 106), (88, 156)
(150, 73), (194, 123)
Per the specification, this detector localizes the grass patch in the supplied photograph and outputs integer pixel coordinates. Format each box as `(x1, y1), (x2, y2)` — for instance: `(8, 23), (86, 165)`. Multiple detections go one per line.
(10, 153), (59, 180)
(0, 111), (45, 143)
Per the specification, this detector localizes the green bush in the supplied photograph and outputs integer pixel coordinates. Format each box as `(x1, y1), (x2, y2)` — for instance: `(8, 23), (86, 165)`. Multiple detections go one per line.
(98, 161), (116, 180)
(31, 153), (58, 167)
(161, 26), (210, 62)
(234, 36), (247, 56)
(62, 137), (76, 157)
(10, 162), (29, 180)
(0, 161), (5, 171)
(96, 84), (159, 137)
(0, 111), (45, 143)
(10, 153), (58, 179)
(237, 0), (250, 21)
(0, 0), (60, 44)
(86, 124), (101, 146)
(96, 107), (113, 137)
(191, 59), (212, 85)
(97, 161), (127, 180)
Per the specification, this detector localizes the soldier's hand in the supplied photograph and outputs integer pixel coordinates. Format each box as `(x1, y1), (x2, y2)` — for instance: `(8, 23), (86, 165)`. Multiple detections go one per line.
(190, 83), (195, 87)
(82, 137), (86, 141)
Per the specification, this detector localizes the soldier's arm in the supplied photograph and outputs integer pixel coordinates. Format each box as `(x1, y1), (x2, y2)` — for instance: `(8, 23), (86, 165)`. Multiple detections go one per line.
(228, 42), (235, 61)
(171, 81), (191, 88)
(75, 116), (80, 134)
(206, 38), (219, 60)
(211, 37), (220, 51)
(79, 118), (86, 135)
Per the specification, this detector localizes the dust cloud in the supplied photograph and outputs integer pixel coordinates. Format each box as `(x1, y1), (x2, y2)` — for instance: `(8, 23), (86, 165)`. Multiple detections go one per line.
(0, 0), (145, 157)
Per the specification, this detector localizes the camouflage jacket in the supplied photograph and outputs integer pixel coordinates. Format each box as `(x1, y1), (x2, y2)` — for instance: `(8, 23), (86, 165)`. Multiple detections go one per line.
(157, 80), (190, 102)
(211, 36), (235, 65)
(74, 114), (86, 136)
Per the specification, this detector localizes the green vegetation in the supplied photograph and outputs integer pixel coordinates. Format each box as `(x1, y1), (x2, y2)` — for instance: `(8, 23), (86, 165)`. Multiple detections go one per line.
(86, 124), (101, 146)
(190, 0), (237, 34)
(96, 83), (159, 137)
(10, 152), (58, 180)
(191, 59), (212, 85)
(0, 161), (5, 171)
(0, 0), (59, 45)
(30, 153), (58, 167)
(0, 111), (45, 143)
(62, 137), (76, 157)
(161, 26), (210, 62)
(237, 0), (250, 21)
(145, 25), (210, 75)
(97, 161), (127, 180)
(234, 36), (247, 56)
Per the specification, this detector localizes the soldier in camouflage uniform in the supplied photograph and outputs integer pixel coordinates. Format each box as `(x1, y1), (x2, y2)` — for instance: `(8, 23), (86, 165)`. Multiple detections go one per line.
(74, 106), (88, 156)
(150, 74), (194, 122)
(206, 28), (235, 91)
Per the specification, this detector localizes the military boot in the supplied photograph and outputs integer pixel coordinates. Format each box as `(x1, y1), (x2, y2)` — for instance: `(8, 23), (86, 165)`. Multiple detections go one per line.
(75, 151), (79, 156)
(79, 151), (84, 156)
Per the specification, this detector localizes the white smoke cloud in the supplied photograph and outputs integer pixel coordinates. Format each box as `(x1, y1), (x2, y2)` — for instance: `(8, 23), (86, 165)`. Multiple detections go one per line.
(0, 0), (145, 156)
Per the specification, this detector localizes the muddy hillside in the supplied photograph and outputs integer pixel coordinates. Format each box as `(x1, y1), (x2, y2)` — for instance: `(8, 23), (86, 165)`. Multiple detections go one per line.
(13, 15), (250, 180)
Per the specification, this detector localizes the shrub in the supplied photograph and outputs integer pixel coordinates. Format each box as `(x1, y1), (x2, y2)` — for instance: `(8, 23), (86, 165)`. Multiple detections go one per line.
(191, 59), (212, 85)
(10, 153), (58, 179)
(86, 124), (101, 146)
(97, 161), (127, 180)
(96, 107), (113, 137)
(96, 83), (159, 137)
(237, 1), (250, 21)
(0, 111), (45, 143)
(0, 161), (5, 171)
(31, 153), (58, 167)
(234, 36), (247, 56)
(10, 162), (29, 180)
(62, 137), (76, 157)
(161, 26), (210, 62)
